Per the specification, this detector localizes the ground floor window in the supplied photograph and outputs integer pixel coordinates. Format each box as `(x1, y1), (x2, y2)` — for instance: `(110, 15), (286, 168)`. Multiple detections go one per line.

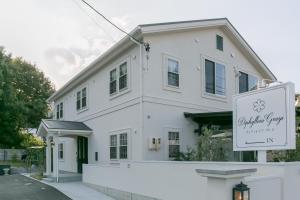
(168, 131), (180, 159)
(110, 132), (128, 160)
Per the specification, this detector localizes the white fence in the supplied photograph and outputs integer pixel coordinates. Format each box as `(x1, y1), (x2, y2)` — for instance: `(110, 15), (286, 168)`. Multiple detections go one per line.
(0, 149), (25, 161)
(83, 161), (300, 200)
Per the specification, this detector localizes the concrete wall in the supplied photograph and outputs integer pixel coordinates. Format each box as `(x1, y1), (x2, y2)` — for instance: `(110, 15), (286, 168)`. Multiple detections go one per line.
(83, 161), (300, 200)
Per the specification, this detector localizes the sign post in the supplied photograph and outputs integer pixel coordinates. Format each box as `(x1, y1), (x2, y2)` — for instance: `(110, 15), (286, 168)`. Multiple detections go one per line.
(233, 82), (296, 162)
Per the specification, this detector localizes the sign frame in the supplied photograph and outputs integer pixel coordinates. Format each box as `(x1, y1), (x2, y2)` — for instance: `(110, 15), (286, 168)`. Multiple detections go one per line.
(233, 82), (296, 151)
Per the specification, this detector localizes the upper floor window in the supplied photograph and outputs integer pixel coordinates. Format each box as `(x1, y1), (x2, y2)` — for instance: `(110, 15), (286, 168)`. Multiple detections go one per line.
(167, 58), (179, 87)
(205, 59), (226, 96)
(109, 61), (129, 96)
(216, 35), (223, 51)
(239, 72), (258, 93)
(56, 102), (63, 119)
(76, 87), (87, 111)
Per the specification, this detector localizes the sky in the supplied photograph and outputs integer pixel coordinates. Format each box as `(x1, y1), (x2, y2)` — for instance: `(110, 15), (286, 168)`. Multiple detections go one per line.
(0, 0), (299, 91)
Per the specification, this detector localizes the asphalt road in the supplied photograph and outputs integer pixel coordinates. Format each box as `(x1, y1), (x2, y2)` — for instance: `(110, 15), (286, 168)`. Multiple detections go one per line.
(0, 175), (72, 200)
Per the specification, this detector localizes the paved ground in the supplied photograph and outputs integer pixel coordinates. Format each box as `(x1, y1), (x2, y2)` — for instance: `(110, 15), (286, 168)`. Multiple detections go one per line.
(42, 180), (115, 200)
(0, 175), (71, 200)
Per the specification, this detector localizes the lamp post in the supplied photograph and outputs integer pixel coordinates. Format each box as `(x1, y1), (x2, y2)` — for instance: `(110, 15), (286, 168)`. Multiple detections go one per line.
(233, 182), (250, 200)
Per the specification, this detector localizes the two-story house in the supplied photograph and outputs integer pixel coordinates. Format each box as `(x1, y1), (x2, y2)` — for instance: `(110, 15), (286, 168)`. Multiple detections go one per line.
(37, 18), (276, 180)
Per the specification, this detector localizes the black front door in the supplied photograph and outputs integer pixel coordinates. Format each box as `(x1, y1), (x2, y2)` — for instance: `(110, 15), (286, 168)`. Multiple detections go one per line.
(50, 146), (53, 172)
(77, 136), (88, 173)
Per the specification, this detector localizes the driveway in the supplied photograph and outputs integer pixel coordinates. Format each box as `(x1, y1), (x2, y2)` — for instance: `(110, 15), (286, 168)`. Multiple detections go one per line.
(0, 175), (71, 200)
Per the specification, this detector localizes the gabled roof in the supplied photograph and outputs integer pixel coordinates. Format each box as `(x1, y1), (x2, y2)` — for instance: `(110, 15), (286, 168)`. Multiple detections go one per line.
(48, 18), (276, 102)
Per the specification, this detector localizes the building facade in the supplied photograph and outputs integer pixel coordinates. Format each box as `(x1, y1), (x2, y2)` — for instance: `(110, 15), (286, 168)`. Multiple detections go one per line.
(37, 18), (276, 177)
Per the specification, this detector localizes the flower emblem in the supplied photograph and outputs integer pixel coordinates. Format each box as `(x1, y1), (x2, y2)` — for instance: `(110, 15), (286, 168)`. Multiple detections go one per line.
(253, 99), (266, 113)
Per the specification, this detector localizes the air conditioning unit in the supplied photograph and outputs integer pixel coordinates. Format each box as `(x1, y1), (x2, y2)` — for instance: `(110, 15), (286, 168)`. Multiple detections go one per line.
(148, 137), (161, 151)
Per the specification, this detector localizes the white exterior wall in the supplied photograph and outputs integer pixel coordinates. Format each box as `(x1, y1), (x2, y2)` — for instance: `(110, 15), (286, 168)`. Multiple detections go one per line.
(51, 26), (272, 167)
(58, 137), (77, 173)
(83, 161), (300, 200)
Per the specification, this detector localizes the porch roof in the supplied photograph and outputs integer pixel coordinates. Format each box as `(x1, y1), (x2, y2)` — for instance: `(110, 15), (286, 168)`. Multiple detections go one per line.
(37, 119), (92, 137)
(184, 111), (232, 126)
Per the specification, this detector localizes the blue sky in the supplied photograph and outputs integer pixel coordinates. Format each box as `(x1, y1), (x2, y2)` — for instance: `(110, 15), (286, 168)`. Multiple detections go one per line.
(0, 0), (299, 92)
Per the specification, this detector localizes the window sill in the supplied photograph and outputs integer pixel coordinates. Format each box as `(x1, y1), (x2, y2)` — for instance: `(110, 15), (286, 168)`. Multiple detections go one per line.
(163, 85), (181, 93)
(109, 88), (131, 100)
(202, 92), (227, 102)
(77, 107), (88, 114)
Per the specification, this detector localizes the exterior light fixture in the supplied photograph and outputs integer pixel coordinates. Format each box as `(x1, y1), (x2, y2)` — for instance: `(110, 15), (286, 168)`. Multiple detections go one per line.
(233, 182), (250, 200)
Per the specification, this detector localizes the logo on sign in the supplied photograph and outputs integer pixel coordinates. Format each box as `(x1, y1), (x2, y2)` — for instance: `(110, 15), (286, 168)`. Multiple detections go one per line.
(253, 99), (265, 113)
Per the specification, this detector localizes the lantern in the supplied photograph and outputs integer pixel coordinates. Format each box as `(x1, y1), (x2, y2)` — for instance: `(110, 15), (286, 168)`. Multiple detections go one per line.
(233, 182), (250, 200)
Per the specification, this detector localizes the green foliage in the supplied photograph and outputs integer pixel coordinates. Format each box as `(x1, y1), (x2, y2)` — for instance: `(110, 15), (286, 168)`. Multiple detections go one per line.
(20, 130), (44, 148)
(174, 147), (197, 161)
(0, 48), (55, 148)
(196, 128), (226, 161)
(11, 153), (18, 163)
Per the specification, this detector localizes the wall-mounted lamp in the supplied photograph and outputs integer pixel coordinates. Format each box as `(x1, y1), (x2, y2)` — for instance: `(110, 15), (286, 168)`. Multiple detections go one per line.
(233, 182), (250, 200)
(50, 139), (55, 146)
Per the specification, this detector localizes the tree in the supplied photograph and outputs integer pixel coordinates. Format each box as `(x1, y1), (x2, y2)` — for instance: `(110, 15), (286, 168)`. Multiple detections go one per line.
(0, 48), (55, 148)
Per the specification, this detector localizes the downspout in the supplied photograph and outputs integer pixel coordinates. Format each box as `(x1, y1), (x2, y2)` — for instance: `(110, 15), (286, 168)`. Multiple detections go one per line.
(130, 37), (144, 159)
(56, 133), (59, 183)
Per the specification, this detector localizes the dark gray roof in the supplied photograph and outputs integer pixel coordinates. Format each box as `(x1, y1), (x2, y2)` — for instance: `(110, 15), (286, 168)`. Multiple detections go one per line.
(42, 119), (92, 131)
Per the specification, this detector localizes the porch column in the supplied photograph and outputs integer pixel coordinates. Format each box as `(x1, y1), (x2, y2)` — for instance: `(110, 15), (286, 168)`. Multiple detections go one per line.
(45, 136), (51, 175)
(52, 136), (59, 182)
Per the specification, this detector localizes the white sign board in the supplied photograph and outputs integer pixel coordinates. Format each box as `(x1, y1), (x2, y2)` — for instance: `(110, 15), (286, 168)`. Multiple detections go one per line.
(233, 82), (296, 151)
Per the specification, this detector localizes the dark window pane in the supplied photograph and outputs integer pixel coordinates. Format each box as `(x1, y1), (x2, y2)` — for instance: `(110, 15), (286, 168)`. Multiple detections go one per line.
(169, 145), (180, 158)
(110, 147), (117, 159)
(119, 74), (127, 90)
(82, 97), (87, 108)
(168, 72), (179, 87)
(205, 59), (215, 94)
(239, 72), (248, 93)
(215, 63), (225, 95)
(56, 104), (59, 119)
(248, 75), (258, 91)
(95, 152), (98, 161)
(76, 91), (81, 110)
(110, 81), (117, 94)
(59, 102), (63, 118)
(119, 146), (127, 159)
(216, 35), (223, 51)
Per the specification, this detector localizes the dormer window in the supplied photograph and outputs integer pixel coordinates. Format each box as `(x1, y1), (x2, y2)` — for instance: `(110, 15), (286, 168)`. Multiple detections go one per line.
(76, 87), (88, 111)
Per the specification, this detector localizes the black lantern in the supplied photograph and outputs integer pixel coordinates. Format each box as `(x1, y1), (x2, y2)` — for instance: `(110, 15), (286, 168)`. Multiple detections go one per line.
(233, 182), (250, 200)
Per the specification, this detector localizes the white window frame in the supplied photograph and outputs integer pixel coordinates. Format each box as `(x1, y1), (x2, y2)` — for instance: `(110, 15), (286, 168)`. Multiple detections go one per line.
(58, 142), (64, 161)
(109, 57), (131, 99)
(163, 127), (182, 160)
(108, 128), (131, 161)
(235, 68), (259, 94)
(76, 86), (88, 112)
(201, 55), (227, 102)
(56, 101), (63, 120)
(162, 54), (182, 92)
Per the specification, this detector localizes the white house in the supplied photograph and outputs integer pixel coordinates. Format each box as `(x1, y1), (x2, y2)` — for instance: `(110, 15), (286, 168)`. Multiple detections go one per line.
(37, 18), (276, 179)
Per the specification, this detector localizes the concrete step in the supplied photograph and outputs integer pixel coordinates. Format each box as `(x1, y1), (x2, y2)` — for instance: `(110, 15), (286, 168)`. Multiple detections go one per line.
(43, 173), (82, 183)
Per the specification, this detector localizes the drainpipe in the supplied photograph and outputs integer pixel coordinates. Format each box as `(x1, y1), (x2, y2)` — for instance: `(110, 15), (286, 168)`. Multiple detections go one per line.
(56, 133), (59, 183)
(130, 37), (144, 159)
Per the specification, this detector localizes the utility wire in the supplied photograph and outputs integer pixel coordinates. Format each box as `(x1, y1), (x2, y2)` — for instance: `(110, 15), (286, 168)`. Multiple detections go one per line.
(71, 0), (116, 42)
(80, 0), (144, 45)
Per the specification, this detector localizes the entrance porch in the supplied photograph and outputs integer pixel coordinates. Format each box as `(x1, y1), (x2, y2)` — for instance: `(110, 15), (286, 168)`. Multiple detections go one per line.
(37, 119), (92, 182)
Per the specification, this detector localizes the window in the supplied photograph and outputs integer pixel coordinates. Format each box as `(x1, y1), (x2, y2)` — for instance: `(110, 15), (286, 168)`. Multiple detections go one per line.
(205, 59), (225, 96)
(76, 87), (87, 111)
(109, 132), (128, 160)
(59, 102), (63, 119)
(119, 62), (127, 90)
(167, 58), (179, 87)
(168, 132), (180, 159)
(56, 102), (63, 119)
(109, 61), (129, 96)
(216, 35), (223, 51)
(239, 72), (258, 93)
(95, 152), (98, 161)
(58, 143), (63, 160)
(110, 135), (117, 159)
(110, 69), (117, 95)
(119, 133), (128, 159)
